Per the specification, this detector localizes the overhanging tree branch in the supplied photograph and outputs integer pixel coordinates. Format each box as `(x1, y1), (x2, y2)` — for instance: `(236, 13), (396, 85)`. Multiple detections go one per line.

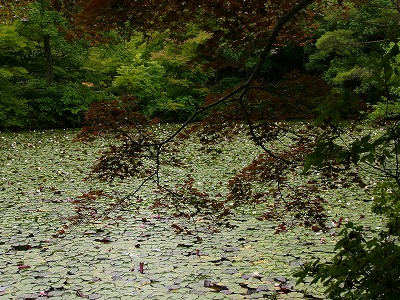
(71, 0), (318, 229)
(144, 0), (316, 150)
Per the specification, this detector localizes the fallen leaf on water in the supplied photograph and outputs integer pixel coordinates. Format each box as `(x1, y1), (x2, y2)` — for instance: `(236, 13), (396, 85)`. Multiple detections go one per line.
(139, 262), (144, 274)
(18, 264), (30, 270)
(76, 290), (88, 298)
(12, 244), (32, 251)
(204, 279), (228, 292)
(94, 237), (113, 243)
(279, 282), (294, 293)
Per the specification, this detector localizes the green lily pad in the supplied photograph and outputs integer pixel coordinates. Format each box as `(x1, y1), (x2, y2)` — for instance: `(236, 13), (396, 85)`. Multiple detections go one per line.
(0, 129), (384, 300)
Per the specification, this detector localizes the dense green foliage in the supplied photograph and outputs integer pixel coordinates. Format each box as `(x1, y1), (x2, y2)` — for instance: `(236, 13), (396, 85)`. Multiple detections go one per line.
(0, 1), (108, 130)
(0, 2), (214, 130)
(0, 1), (319, 130)
(293, 1), (400, 298)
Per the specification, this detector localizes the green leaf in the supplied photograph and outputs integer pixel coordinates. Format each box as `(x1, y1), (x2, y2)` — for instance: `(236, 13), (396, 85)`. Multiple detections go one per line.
(303, 152), (323, 173)
(384, 65), (393, 82)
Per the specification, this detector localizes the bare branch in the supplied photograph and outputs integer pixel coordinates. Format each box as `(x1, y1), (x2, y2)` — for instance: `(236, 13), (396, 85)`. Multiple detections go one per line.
(142, 0), (316, 152)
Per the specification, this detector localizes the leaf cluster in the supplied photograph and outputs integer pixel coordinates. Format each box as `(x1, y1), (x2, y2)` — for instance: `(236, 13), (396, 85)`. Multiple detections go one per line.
(295, 222), (400, 299)
(77, 0), (321, 55)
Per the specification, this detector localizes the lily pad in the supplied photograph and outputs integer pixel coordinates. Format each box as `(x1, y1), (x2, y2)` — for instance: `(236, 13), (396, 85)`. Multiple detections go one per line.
(0, 129), (383, 300)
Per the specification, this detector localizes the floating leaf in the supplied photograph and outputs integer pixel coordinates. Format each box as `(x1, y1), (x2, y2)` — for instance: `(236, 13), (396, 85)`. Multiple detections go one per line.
(12, 244), (32, 251)
(279, 282), (294, 293)
(0, 286), (10, 293)
(18, 264), (31, 270)
(76, 290), (88, 298)
(94, 237), (113, 243)
(203, 279), (228, 292)
(274, 276), (287, 283)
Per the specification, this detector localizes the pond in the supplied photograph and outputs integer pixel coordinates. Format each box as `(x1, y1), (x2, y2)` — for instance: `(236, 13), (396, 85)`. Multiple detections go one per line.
(0, 129), (380, 299)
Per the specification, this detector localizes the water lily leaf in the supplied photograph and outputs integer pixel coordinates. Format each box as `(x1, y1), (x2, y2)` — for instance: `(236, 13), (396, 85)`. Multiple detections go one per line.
(203, 279), (227, 292)
(80, 275), (93, 281)
(0, 129), (385, 299)
(225, 268), (238, 275)
(274, 276), (287, 283)
(0, 285), (10, 293)
(256, 284), (272, 292)
(166, 284), (181, 291)
(88, 293), (102, 299)
(18, 293), (38, 300)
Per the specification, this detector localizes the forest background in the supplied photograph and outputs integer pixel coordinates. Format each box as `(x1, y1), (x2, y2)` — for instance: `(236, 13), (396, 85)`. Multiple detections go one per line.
(2, 0), (398, 131)
(1, 0), (400, 298)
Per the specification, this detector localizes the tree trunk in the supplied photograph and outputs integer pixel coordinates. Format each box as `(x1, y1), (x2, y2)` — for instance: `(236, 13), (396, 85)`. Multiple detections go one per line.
(44, 34), (54, 85)
(398, 0), (400, 24)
